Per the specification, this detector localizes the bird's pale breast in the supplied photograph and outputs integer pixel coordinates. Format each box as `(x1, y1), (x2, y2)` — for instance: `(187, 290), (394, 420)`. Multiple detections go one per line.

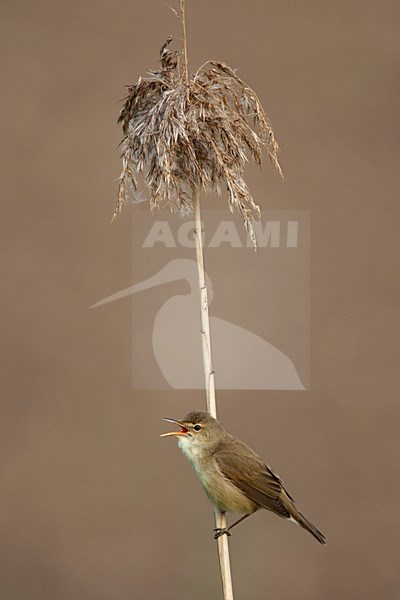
(178, 437), (257, 514)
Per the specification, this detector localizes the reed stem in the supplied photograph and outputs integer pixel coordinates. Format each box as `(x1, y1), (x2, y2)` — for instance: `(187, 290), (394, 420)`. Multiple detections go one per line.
(180, 0), (190, 99)
(194, 191), (235, 600)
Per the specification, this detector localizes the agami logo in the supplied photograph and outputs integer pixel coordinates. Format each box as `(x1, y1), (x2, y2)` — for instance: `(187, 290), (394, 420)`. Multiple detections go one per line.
(142, 220), (299, 248)
(93, 209), (309, 391)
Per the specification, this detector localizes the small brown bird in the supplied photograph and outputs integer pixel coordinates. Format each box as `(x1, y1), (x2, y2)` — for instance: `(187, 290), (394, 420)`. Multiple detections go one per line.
(161, 410), (325, 544)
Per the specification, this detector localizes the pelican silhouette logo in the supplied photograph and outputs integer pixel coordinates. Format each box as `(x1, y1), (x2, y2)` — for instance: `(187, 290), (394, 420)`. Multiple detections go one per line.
(92, 209), (309, 390)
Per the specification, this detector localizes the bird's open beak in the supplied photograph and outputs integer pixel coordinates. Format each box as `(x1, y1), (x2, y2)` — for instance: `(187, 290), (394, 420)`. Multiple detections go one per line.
(160, 418), (189, 437)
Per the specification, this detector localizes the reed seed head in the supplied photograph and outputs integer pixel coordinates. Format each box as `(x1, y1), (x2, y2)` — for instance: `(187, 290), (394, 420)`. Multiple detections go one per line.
(114, 37), (283, 246)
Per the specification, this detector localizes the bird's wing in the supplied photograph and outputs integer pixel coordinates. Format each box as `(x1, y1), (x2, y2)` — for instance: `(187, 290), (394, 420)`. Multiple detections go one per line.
(214, 437), (294, 518)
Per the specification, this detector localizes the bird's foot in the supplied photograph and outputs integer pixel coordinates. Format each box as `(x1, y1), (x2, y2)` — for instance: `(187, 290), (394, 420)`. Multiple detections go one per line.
(213, 527), (232, 539)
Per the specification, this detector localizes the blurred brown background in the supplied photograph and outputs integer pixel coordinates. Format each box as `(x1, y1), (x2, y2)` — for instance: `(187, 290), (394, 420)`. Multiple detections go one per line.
(1, 1), (399, 598)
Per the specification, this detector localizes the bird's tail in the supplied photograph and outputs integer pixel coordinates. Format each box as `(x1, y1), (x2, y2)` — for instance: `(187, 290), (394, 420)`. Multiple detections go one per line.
(297, 512), (326, 545)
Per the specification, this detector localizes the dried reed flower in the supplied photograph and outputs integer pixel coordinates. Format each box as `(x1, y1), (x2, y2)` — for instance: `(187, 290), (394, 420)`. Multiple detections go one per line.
(114, 37), (282, 246)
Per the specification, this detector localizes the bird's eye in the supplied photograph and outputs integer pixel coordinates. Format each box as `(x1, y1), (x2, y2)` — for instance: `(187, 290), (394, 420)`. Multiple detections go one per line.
(193, 424), (202, 431)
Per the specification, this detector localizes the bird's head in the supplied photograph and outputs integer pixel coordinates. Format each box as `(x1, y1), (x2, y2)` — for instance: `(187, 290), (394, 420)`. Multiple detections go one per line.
(160, 410), (225, 454)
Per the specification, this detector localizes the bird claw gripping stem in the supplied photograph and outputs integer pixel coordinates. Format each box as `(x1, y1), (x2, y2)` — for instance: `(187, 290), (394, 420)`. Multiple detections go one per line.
(213, 527), (232, 539)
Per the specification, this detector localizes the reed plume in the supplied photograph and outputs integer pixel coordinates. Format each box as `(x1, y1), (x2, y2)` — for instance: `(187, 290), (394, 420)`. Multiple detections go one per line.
(114, 36), (282, 247)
